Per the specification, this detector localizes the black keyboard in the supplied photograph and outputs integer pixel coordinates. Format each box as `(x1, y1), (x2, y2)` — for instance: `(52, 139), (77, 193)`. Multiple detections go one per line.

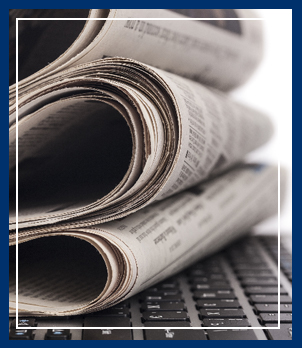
(9, 235), (292, 340)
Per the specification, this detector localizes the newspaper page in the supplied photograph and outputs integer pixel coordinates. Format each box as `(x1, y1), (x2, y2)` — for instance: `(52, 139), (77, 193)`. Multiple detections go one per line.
(9, 58), (273, 231)
(9, 8), (262, 109)
(9, 163), (278, 316)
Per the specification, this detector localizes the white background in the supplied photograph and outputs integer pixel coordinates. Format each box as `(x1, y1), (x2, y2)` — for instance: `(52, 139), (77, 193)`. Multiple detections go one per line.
(232, 9), (292, 234)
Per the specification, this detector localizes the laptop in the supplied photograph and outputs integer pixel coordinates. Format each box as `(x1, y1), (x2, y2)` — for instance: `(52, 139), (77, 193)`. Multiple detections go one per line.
(9, 232), (292, 340)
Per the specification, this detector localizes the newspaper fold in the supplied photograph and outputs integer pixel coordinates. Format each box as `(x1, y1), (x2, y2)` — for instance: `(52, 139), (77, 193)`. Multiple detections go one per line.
(9, 58), (273, 231)
(9, 163), (278, 316)
(9, 8), (263, 108)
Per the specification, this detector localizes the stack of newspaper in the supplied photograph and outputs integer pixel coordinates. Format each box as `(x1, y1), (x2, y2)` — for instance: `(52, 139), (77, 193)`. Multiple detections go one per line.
(9, 9), (279, 317)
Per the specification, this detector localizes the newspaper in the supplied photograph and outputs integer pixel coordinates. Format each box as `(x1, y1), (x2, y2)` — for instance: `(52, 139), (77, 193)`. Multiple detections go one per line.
(9, 163), (278, 316)
(9, 57), (273, 231)
(9, 8), (263, 109)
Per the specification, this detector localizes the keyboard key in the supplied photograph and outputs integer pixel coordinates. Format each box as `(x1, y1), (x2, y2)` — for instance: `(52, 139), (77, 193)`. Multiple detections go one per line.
(142, 311), (189, 322)
(84, 316), (131, 327)
(141, 291), (183, 302)
(190, 273), (226, 280)
(113, 300), (130, 308)
(265, 324), (292, 340)
(240, 277), (278, 286)
(142, 295), (183, 302)
(229, 255), (264, 262)
(200, 308), (245, 318)
(236, 270), (273, 277)
(233, 264), (269, 271)
(190, 276), (209, 283)
(45, 329), (71, 340)
(141, 301), (186, 311)
(203, 318), (250, 327)
(245, 286), (287, 295)
(207, 274), (226, 280)
(194, 290), (235, 299)
(202, 259), (222, 267)
(88, 307), (130, 317)
(148, 281), (179, 291)
(196, 299), (240, 308)
(207, 329), (258, 340)
(89, 301), (129, 312)
(144, 321), (191, 327)
(83, 329), (132, 340)
(35, 317), (84, 328)
(201, 266), (223, 273)
(250, 295), (292, 304)
(11, 318), (36, 328)
(227, 250), (262, 258)
(189, 269), (207, 277)
(193, 283), (232, 290)
(144, 329), (207, 340)
(254, 304), (292, 313)
(143, 290), (181, 296)
(260, 313), (292, 323)
(229, 257), (263, 264)
(191, 279), (229, 286)
(9, 329), (34, 340)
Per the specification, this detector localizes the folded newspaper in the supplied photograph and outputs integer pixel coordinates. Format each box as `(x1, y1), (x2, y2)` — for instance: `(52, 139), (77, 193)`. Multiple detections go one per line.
(9, 9), (278, 317)
(9, 9), (269, 231)
(10, 9), (262, 105)
(10, 163), (278, 316)
(9, 57), (273, 232)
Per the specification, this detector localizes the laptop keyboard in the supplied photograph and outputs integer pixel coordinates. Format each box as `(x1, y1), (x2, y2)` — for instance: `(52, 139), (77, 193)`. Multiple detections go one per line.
(9, 235), (292, 340)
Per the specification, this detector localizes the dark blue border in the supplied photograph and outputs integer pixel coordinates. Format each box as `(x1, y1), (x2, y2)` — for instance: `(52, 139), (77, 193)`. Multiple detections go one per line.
(2, 1), (295, 8)
(4, 2), (295, 347)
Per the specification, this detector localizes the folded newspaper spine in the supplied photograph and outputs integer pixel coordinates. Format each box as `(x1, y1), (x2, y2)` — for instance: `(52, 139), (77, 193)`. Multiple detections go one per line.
(9, 58), (273, 231)
(9, 163), (278, 316)
(9, 8), (262, 106)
